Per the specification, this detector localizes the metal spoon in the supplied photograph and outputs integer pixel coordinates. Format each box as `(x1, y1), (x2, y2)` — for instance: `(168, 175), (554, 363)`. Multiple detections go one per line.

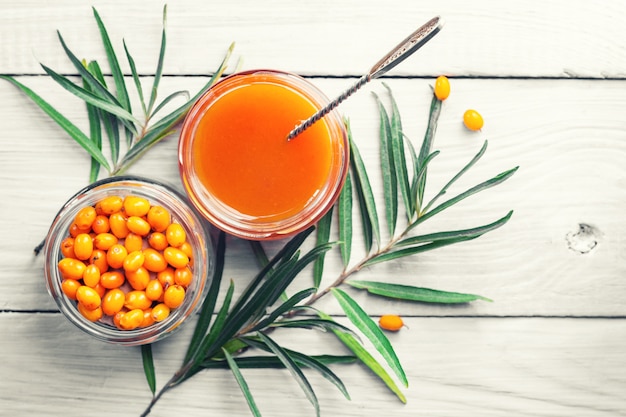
(287, 15), (444, 141)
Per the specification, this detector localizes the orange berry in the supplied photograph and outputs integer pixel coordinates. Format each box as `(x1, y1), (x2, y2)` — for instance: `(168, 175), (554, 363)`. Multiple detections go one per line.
(145, 279), (164, 301)
(76, 285), (101, 310)
(92, 282), (106, 298)
(143, 248), (168, 272)
(61, 278), (81, 300)
(98, 195), (123, 215)
(163, 284), (185, 309)
(58, 258), (87, 280)
(147, 232), (168, 251)
(157, 267), (175, 288)
(91, 215), (110, 234)
(165, 223), (186, 248)
(179, 241), (193, 260)
(60, 237), (76, 258)
(174, 266), (193, 288)
(147, 205), (171, 232)
(101, 288), (126, 316)
(89, 249), (109, 274)
(123, 250), (145, 273)
(151, 303), (171, 322)
(463, 109), (484, 131)
(124, 232), (144, 253)
(93, 233), (119, 251)
(126, 216), (151, 236)
(119, 308), (144, 330)
(106, 244), (128, 269)
(123, 196), (151, 217)
(78, 303), (103, 322)
(126, 266), (150, 291)
(140, 309), (156, 328)
(100, 271), (125, 289)
(73, 233), (93, 261)
(68, 223), (82, 238)
(164, 246), (189, 269)
(109, 212), (130, 239)
(124, 290), (152, 311)
(82, 264), (101, 288)
(378, 315), (404, 332)
(434, 75), (450, 101)
(74, 206), (97, 230)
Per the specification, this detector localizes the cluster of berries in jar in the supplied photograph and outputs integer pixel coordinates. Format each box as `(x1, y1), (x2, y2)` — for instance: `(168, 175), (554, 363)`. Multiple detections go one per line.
(58, 195), (193, 330)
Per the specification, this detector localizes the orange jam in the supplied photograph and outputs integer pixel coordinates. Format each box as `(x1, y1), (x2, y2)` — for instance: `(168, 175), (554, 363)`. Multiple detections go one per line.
(179, 70), (348, 240)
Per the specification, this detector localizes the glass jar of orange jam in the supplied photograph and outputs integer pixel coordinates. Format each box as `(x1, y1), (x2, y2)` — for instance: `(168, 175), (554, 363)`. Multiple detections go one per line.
(179, 70), (349, 240)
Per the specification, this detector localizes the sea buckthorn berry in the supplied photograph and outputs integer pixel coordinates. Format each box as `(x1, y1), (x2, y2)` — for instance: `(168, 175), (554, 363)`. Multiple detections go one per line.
(148, 232), (168, 251)
(109, 212), (130, 239)
(60, 237), (75, 258)
(463, 109), (484, 131)
(124, 290), (152, 311)
(69, 223), (82, 238)
(145, 279), (164, 301)
(61, 278), (81, 300)
(91, 214), (110, 234)
(179, 241), (193, 260)
(99, 195), (123, 215)
(127, 216), (151, 236)
(126, 266), (150, 291)
(124, 232), (144, 253)
(74, 206), (97, 230)
(89, 249), (109, 274)
(119, 308), (144, 330)
(94, 232), (118, 251)
(100, 271), (125, 289)
(151, 303), (170, 322)
(101, 288), (125, 316)
(123, 250), (145, 273)
(140, 309), (156, 328)
(165, 223), (186, 248)
(78, 303), (103, 322)
(76, 285), (101, 310)
(58, 258), (87, 280)
(163, 284), (185, 309)
(434, 75), (450, 101)
(82, 264), (101, 288)
(143, 248), (168, 272)
(123, 195), (151, 217)
(147, 205), (171, 232)
(73, 233), (94, 261)
(164, 247), (189, 269)
(157, 267), (175, 288)
(93, 283), (106, 298)
(378, 315), (404, 332)
(113, 308), (128, 329)
(106, 244), (128, 269)
(174, 266), (192, 288)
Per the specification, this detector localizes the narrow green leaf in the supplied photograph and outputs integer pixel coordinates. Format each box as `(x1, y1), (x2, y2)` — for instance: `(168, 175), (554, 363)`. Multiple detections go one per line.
(87, 60), (120, 165)
(398, 210), (513, 248)
(258, 333), (320, 417)
(82, 63), (102, 183)
(331, 288), (407, 386)
(41, 64), (140, 128)
(318, 312), (406, 403)
(0, 75), (111, 172)
(92, 7), (131, 112)
(250, 288), (316, 332)
(364, 236), (476, 266)
(373, 92), (397, 235)
(147, 5), (168, 115)
(410, 166), (519, 231)
(117, 42), (234, 173)
(222, 348), (262, 417)
(207, 279), (235, 338)
(280, 350), (351, 400)
(141, 344), (156, 395)
(337, 171), (353, 267)
(384, 83), (412, 218)
(313, 206), (333, 289)
(348, 120), (380, 250)
(269, 318), (358, 336)
(202, 354), (356, 370)
(184, 231), (226, 364)
(416, 95), (442, 207)
(346, 280), (492, 303)
(150, 90), (190, 118)
(123, 39), (147, 116)
(249, 241), (269, 268)
(422, 140), (489, 214)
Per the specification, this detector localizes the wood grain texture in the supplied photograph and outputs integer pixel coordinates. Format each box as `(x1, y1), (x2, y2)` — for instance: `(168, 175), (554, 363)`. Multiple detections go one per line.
(1, 0), (626, 78)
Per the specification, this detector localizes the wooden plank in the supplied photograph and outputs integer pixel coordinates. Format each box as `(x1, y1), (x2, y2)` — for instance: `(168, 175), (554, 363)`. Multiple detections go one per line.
(0, 76), (625, 316)
(0, 314), (624, 416)
(0, 0), (625, 78)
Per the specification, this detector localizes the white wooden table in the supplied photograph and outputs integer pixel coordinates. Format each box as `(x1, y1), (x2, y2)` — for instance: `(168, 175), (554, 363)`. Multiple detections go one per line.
(1, 1), (625, 416)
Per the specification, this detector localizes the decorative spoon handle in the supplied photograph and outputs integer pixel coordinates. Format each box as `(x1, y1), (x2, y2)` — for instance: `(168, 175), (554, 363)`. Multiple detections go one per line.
(287, 15), (444, 141)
